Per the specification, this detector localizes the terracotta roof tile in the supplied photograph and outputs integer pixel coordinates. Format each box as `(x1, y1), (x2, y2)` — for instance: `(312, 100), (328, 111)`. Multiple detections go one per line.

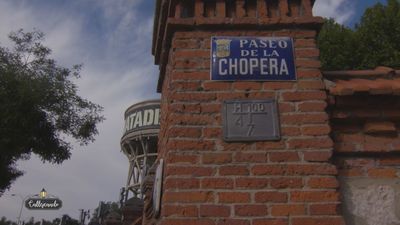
(323, 66), (396, 79)
(364, 121), (397, 134)
(368, 79), (393, 95)
(323, 67), (400, 96)
(392, 84), (400, 95)
(328, 78), (400, 96)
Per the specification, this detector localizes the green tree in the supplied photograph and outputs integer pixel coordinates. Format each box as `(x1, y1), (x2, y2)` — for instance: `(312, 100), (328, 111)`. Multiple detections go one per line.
(0, 216), (17, 225)
(318, 0), (400, 70)
(356, 0), (400, 69)
(20, 215), (78, 225)
(91, 201), (121, 222)
(60, 215), (80, 225)
(51, 218), (61, 225)
(0, 30), (104, 194)
(317, 18), (359, 70)
(24, 217), (35, 225)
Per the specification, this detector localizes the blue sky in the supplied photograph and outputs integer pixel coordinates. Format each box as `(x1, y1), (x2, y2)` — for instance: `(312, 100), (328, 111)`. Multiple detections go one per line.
(0, 0), (388, 222)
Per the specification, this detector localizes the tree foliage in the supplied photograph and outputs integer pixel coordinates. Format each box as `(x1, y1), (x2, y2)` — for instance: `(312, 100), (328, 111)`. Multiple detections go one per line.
(0, 30), (104, 194)
(0, 215), (80, 225)
(317, 19), (359, 70)
(58, 214), (80, 225)
(0, 217), (17, 225)
(318, 0), (400, 70)
(91, 201), (121, 222)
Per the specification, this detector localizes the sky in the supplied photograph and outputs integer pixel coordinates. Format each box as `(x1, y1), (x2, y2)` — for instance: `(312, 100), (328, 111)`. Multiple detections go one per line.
(0, 0), (387, 223)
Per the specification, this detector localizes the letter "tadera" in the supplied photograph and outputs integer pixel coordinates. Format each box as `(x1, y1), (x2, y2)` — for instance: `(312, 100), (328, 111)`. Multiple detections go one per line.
(124, 108), (160, 133)
(218, 58), (289, 76)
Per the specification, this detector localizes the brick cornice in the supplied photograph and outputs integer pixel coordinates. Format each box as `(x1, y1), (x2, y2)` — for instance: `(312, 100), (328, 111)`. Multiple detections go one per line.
(155, 16), (324, 92)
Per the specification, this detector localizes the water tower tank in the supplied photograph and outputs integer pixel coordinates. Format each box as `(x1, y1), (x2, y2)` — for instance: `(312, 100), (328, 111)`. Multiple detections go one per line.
(120, 100), (160, 200)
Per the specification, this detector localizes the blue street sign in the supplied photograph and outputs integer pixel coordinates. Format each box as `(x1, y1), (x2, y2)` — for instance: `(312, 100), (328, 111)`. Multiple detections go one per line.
(211, 37), (296, 81)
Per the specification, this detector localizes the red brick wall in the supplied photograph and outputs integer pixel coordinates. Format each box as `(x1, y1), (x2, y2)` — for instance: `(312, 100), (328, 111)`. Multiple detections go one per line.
(331, 95), (400, 177)
(146, 1), (400, 224)
(152, 28), (345, 225)
(330, 94), (400, 223)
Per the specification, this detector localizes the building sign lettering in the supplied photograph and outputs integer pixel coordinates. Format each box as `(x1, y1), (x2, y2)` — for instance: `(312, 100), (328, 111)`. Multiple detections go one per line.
(25, 189), (62, 210)
(124, 105), (160, 134)
(211, 37), (296, 81)
(25, 198), (62, 210)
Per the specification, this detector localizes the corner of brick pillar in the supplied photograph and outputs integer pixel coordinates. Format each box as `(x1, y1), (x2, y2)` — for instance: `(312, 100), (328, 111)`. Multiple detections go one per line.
(148, 0), (346, 224)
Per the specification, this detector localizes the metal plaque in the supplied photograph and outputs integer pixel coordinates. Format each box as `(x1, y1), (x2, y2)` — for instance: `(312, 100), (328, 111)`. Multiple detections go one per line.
(211, 36), (297, 81)
(223, 100), (280, 141)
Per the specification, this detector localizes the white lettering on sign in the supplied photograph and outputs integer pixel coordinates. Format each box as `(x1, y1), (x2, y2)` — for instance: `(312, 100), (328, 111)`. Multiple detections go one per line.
(143, 109), (154, 126)
(124, 108), (160, 133)
(231, 103), (268, 137)
(27, 199), (61, 209)
(212, 37), (296, 81)
(233, 103), (267, 114)
(219, 58), (289, 76)
(239, 39), (287, 49)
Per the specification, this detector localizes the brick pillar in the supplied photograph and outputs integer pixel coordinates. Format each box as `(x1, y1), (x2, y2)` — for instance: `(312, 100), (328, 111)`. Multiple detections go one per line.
(150, 0), (345, 225)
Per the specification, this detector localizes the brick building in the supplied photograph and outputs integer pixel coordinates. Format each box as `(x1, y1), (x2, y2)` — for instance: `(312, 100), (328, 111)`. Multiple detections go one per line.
(132, 1), (400, 225)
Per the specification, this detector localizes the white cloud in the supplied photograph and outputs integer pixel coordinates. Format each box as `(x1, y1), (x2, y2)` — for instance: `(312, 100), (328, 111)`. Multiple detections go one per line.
(313, 0), (356, 24)
(0, 1), (34, 46)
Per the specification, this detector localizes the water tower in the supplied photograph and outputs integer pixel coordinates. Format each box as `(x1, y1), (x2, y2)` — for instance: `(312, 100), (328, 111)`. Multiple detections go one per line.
(120, 100), (160, 200)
